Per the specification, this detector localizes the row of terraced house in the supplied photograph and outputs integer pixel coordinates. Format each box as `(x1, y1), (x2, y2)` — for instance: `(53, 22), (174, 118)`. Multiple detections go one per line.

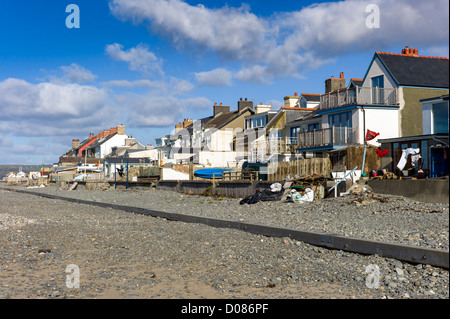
(58, 47), (449, 180)
(155, 47), (449, 178)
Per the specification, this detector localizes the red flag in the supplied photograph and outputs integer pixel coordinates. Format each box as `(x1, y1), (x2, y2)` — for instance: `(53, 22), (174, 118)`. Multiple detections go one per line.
(365, 129), (380, 141)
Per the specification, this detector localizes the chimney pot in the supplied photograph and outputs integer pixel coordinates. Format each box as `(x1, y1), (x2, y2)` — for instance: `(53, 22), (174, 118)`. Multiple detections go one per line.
(294, 92), (298, 96)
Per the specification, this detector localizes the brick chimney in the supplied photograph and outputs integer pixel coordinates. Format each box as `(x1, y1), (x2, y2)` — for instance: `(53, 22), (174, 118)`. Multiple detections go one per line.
(110, 127), (118, 135)
(325, 72), (346, 94)
(72, 139), (80, 149)
(238, 98), (253, 112)
(183, 118), (193, 128)
(117, 124), (125, 135)
(175, 122), (182, 133)
(89, 133), (95, 140)
(213, 102), (231, 116)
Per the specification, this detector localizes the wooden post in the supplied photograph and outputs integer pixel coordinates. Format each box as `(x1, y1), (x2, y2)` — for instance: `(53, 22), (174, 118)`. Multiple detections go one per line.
(355, 86), (359, 104)
(189, 162), (193, 181)
(126, 159), (129, 189)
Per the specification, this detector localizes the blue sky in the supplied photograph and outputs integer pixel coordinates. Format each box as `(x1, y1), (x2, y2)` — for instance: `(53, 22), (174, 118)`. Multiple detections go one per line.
(0, 0), (448, 165)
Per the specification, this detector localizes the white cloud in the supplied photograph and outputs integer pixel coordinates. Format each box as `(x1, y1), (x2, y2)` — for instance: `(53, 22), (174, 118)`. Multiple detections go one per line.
(0, 78), (118, 137)
(101, 77), (195, 95)
(235, 65), (269, 84)
(101, 79), (164, 88)
(115, 93), (211, 127)
(0, 135), (12, 147)
(60, 63), (97, 83)
(109, 0), (270, 60)
(195, 68), (233, 86)
(0, 78), (109, 120)
(105, 43), (164, 77)
(109, 0), (449, 83)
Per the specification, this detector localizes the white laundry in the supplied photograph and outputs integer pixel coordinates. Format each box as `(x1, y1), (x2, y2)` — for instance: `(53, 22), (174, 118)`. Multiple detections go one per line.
(411, 153), (422, 166)
(397, 148), (420, 170)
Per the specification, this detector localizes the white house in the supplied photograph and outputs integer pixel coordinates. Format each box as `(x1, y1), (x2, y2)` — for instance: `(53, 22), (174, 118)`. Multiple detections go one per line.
(87, 131), (129, 159)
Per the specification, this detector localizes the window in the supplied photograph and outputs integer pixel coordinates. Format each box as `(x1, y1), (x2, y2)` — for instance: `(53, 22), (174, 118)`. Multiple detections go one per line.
(308, 123), (320, 131)
(290, 126), (300, 138)
(278, 130), (283, 138)
(328, 112), (352, 128)
(290, 126), (300, 144)
(300, 100), (307, 108)
(371, 75), (384, 104)
(433, 102), (449, 134)
(328, 112), (353, 144)
(421, 140), (428, 170)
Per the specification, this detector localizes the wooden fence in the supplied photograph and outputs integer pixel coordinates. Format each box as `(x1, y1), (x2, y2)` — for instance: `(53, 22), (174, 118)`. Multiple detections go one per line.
(267, 157), (331, 181)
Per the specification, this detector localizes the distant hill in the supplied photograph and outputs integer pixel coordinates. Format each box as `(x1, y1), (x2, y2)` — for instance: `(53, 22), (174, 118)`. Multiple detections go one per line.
(0, 165), (52, 179)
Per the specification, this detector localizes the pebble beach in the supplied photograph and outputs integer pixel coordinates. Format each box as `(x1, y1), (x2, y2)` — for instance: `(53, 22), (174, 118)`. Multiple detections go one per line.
(0, 184), (448, 299)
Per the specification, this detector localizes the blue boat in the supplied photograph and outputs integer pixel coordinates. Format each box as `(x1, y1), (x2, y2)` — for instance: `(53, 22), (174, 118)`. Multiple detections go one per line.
(194, 168), (233, 179)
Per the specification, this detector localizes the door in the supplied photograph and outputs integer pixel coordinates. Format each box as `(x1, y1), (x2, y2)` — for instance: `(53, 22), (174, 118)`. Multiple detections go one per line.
(430, 147), (448, 178)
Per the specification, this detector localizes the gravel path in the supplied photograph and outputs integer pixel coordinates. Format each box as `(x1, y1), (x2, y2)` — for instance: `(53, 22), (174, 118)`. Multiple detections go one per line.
(0, 185), (448, 300)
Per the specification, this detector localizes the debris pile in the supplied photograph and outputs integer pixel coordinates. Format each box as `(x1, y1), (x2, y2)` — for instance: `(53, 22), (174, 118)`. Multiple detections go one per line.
(240, 174), (327, 205)
(345, 184), (391, 206)
(284, 174), (326, 201)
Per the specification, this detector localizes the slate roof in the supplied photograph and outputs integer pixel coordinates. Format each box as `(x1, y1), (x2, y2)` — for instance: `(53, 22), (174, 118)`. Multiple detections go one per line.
(204, 107), (254, 129)
(348, 78), (363, 87)
(376, 52), (449, 88)
(301, 93), (321, 102)
(87, 133), (117, 149)
(62, 137), (92, 156)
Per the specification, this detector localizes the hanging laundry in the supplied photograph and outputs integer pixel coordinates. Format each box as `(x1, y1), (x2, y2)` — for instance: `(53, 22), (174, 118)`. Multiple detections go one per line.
(365, 129), (380, 141)
(397, 148), (420, 171)
(411, 152), (422, 166)
(376, 148), (389, 157)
